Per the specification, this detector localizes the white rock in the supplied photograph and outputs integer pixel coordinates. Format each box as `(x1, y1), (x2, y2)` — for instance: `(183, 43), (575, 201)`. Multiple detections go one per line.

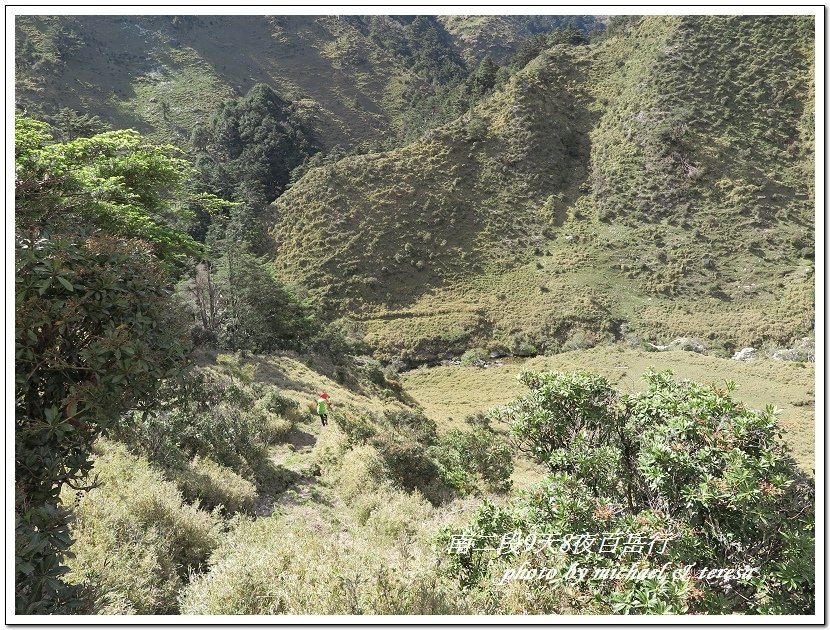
(733, 347), (758, 361)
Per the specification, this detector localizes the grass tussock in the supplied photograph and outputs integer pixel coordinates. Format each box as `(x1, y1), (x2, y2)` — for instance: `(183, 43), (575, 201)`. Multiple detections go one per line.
(60, 440), (222, 614)
(174, 456), (258, 515)
(179, 514), (467, 614)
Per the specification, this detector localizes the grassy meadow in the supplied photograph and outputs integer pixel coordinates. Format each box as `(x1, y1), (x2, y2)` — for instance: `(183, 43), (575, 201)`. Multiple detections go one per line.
(403, 347), (816, 475)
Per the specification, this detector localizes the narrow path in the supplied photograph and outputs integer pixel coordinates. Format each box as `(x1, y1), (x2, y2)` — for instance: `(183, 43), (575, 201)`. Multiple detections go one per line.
(253, 421), (338, 518)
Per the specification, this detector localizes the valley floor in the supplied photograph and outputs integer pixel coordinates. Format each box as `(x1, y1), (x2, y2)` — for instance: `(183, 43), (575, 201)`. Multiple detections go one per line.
(402, 347), (816, 475)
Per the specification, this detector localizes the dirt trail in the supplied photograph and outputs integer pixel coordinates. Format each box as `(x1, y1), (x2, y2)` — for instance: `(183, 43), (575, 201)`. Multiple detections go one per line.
(253, 420), (340, 518)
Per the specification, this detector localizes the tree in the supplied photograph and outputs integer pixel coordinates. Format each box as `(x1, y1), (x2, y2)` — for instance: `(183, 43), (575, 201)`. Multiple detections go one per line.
(15, 116), (201, 263)
(510, 33), (550, 70)
(406, 16), (466, 84)
(548, 26), (589, 46)
(215, 248), (315, 353)
(469, 56), (499, 98)
(197, 83), (318, 204)
(14, 117), (202, 612)
(190, 262), (221, 337)
(46, 107), (110, 142)
(192, 84), (319, 255)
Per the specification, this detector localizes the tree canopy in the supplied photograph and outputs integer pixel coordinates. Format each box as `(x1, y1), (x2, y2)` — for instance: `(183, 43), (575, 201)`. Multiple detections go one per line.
(15, 116), (206, 262)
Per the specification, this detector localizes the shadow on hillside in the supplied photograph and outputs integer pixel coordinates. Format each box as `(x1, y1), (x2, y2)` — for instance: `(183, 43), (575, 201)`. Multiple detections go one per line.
(179, 16), (276, 96)
(251, 456), (304, 517)
(541, 47), (600, 224)
(30, 16), (153, 132)
(709, 288), (733, 302)
(288, 428), (317, 450)
(242, 357), (323, 395)
(192, 348), (317, 394)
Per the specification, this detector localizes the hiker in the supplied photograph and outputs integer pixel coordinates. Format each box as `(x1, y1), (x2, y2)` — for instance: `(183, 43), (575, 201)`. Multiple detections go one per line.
(316, 392), (331, 427)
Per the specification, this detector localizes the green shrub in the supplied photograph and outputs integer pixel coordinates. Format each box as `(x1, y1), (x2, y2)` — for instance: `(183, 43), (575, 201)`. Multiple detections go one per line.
(331, 410), (449, 504)
(175, 456), (257, 514)
(561, 329), (597, 352)
(124, 405), (269, 473)
(61, 441), (221, 614)
(362, 486), (434, 543)
(215, 250), (317, 353)
(383, 409), (439, 446)
(311, 427), (351, 474)
(445, 370), (815, 614)
(431, 428), (513, 494)
(264, 414), (293, 444)
(460, 347), (488, 366)
(312, 317), (370, 358)
(14, 233), (193, 613)
(464, 411), (492, 429)
(512, 339), (539, 357)
(333, 410), (377, 445)
(216, 353), (257, 384)
(114, 372), (289, 473)
(360, 359), (387, 386)
(258, 389), (299, 416)
(372, 430), (445, 502)
(333, 444), (392, 511)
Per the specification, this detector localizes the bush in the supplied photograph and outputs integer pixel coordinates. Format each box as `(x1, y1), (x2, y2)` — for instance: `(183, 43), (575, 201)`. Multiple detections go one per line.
(311, 424), (351, 474)
(114, 371), (297, 474)
(333, 444), (391, 507)
(372, 430), (444, 501)
(312, 317), (370, 358)
(359, 359), (387, 386)
(445, 371), (815, 614)
(14, 234), (192, 613)
(264, 414), (294, 444)
(215, 250), (316, 353)
(512, 338), (539, 357)
(333, 410), (377, 445)
(332, 408), (449, 504)
(258, 389), (299, 416)
(506, 371), (616, 464)
(122, 404), (268, 473)
(60, 441), (221, 614)
(362, 486), (434, 543)
(431, 428), (514, 495)
(464, 411), (491, 429)
(383, 409), (439, 446)
(216, 353), (258, 384)
(561, 329), (597, 352)
(174, 456), (257, 514)
(460, 347), (488, 366)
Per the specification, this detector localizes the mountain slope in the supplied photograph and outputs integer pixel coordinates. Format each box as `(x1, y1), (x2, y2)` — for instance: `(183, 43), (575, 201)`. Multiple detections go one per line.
(270, 15), (815, 362)
(15, 15), (414, 149)
(15, 15), (598, 150)
(436, 15), (605, 64)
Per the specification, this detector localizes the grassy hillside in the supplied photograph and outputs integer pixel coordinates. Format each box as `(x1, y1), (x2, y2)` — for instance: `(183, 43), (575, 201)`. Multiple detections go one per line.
(15, 15), (425, 149)
(270, 15), (815, 362)
(57, 349), (504, 614)
(15, 15), (598, 151)
(436, 15), (605, 64)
